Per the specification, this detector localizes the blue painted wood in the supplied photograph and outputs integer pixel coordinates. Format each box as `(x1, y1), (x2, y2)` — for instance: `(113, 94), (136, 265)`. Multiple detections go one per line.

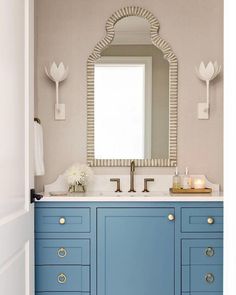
(36, 239), (90, 265)
(35, 201), (223, 295)
(181, 293), (222, 295)
(182, 265), (223, 292)
(35, 207), (90, 233)
(97, 207), (175, 295)
(36, 293), (90, 295)
(181, 207), (223, 232)
(35, 265), (90, 292)
(182, 239), (223, 265)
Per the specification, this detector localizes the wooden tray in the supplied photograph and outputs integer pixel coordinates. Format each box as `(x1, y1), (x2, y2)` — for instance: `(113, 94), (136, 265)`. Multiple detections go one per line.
(169, 188), (212, 194)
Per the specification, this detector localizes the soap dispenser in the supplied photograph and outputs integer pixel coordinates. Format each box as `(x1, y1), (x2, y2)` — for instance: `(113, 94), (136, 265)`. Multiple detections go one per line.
(172, 167), (181, 189)
(182, 167), (192, 189)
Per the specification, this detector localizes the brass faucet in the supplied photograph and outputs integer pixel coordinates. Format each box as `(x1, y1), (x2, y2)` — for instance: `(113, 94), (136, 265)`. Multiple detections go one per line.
(142, 178), (155, 192)
(110, 178), (122, 193)
(128, 160), (136, 192)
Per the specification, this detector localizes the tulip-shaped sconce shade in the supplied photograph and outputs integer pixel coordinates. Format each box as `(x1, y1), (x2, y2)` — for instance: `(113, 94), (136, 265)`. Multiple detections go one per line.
(45, 62), (69, 120)
(195, 61), (221, 119)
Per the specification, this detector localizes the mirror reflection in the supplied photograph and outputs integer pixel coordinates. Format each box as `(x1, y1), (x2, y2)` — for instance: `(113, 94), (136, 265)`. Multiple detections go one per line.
(94, 16), (169, 160)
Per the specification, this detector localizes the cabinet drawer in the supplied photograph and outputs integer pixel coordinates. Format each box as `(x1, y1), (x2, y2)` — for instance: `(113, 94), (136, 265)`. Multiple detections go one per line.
(36, 239), (90, 265)
(35, 208), (90, 233)
(181, 208), (223, 232)
(182, 265), (223, 292)
(36, 265), (90, 292)
(36, 293), (90, 295)
(182, 293), (222, 295)
(182, 239), (223, 265)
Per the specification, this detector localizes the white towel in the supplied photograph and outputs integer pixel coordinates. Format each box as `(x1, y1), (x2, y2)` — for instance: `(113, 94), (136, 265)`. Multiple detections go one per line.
(34, 121), (45, 176)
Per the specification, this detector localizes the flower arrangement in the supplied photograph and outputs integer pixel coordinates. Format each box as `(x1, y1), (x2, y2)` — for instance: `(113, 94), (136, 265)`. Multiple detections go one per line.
(65, 163), (93, 193)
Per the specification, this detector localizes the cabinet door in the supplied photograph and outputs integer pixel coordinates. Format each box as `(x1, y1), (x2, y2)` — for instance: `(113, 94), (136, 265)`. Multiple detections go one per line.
(97, 208), (175, 295)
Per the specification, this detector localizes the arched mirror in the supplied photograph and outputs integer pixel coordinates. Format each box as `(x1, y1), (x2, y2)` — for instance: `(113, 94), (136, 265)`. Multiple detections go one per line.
(87, 6), (178, 167)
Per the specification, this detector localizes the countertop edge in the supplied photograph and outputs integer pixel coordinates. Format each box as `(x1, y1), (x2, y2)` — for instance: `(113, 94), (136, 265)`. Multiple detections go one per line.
(37, 195), (224, 202)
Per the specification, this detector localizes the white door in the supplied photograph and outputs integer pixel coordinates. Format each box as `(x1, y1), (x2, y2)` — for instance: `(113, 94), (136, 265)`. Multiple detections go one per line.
(0, 0), (35, 294)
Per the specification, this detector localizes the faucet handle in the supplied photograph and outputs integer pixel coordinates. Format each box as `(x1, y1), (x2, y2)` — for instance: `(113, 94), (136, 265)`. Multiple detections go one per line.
(110, 178), (122, 193)
(142, 178), (155, 193)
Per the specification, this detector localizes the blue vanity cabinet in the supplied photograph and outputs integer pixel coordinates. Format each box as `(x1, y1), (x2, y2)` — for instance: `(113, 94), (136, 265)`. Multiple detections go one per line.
(181, 207), (223, 295)
(35, 201), (223, 295)
(97, 208), (175, 295)
(35, 205), (92, 295)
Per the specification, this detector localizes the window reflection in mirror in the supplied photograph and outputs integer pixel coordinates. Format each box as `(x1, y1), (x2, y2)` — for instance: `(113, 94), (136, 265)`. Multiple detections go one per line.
(95, 57), (152, 159)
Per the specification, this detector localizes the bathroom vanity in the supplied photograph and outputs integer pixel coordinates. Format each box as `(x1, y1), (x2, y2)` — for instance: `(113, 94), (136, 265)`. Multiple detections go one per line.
(35, 196), (223, 295)
(34, 5), (224, 295)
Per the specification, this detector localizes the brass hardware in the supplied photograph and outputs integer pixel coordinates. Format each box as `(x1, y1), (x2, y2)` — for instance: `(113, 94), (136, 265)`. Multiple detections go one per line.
(205, 247), (214, 257)
(168, 214), (175, 221)
(59, 217), (66, 225)
(58, 273), (67, 284)
(110, 178), (122, 192)
(207, 217), (215, 224)
(58, 247), (67, 258)
(205, 273), (214, 284)
(142, 178), (154, 192)
(128, 160), (136, 192)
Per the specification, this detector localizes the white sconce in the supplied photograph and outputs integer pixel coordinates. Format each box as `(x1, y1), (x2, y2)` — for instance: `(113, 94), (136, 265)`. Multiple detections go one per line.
(45, 62), (69, 120)
(195, 61), (221, 119)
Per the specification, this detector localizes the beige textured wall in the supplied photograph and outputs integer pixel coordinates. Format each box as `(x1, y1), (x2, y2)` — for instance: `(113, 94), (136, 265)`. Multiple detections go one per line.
(35, 0), (223, 191)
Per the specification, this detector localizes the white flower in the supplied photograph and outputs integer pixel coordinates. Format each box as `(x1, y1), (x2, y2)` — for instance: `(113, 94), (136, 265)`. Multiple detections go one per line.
(45, 62), (69, 83)
(195, 61), (221, 82)
(65, 163), (93, 186)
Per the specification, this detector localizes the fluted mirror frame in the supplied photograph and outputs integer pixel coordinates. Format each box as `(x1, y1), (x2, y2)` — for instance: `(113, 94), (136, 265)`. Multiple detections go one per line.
(87, 6), (178, 167)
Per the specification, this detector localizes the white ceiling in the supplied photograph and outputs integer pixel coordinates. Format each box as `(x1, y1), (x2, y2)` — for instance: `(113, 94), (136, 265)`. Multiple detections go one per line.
(113, 16), (151, 45)
(114, 16), (150, 32)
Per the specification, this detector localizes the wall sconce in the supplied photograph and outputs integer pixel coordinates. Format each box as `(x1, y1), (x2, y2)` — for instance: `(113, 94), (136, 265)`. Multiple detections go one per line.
(45, 62), (69, 120)
(195, 61), (221, 119)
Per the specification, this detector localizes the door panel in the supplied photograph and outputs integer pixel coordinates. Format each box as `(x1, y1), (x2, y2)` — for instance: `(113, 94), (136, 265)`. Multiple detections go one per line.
(97, 208), (175, 295)
(0, 0), (34, 294)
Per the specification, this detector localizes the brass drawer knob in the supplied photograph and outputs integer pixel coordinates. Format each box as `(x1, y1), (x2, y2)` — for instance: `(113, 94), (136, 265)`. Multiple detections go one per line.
(207, 217), (215, 224)
(205, 272), (215, 284)
(58, 273), (67, 284)
(168, 214), (175, 221)
(205, 247), (215, 257)
(58, 247), (67, 258)
(59, 217), (66, 225)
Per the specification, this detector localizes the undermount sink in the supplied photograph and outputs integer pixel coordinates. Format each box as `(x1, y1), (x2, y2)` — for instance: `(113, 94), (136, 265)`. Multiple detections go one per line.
(49, 191), (169, 197)
(82, 191), (169, 197)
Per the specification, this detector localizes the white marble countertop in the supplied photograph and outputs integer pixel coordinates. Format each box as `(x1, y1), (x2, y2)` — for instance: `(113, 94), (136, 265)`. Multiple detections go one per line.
(38, 191), (223, 202)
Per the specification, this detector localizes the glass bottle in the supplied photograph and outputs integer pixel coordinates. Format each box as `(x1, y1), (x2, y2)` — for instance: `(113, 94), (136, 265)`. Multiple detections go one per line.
(172, 167), (181, 189)
(182, 167), (192, 189)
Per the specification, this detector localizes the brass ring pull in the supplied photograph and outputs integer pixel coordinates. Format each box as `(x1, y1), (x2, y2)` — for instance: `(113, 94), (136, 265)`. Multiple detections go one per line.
(58, 273), (67, 284)
(168, 214), (175, 221)
(58, 247), (67, 258)
(205, 272), (214, 284)
(205, 247), (214, 257)
(59, 217), (66, 225)
(207, 217), (214, 224)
